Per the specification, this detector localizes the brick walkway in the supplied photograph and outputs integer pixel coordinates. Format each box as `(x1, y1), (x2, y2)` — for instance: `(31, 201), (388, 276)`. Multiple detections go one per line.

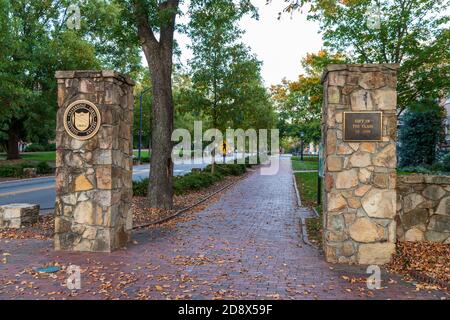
(0, 157), (446, 299)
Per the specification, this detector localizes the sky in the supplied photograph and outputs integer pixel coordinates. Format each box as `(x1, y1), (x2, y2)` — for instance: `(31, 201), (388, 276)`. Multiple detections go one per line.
(172, 0), (324, 87)
(239, 0), (323, 86)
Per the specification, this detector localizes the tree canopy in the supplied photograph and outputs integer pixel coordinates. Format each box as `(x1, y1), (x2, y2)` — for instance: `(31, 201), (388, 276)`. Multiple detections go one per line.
(280, 0), (450, 114)
(0, 0), (101, 158)
(271, 50), (346, 146)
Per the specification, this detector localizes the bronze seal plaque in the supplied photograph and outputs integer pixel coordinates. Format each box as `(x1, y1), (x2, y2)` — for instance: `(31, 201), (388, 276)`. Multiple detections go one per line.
(63, 100), (101, 140)
(343, 112), (382, 142)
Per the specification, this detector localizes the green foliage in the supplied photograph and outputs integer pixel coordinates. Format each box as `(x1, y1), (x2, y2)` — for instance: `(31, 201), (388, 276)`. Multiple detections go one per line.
(398, 151), (450, 174)
(271, 51), (346, 145)
(205, 164), (247, 176)
(0, 0), (102, 158)
(294, 171), (319, 207)
(140, 156), (151, 164)
(185, 0), (274, 132)
(133, 71), (152, 149)
(25, 144), (56, 152)
(173, 171), (223, 195)
(0, 0), (142, 159)
(397, 165), (447, 175)
(0, 163), (26, 177)
(133, 178), (150, 197)
(398, 100), (445, 167)
(16, 151), (55, 162)
(282, 0), (450, 113)
(291, 158), (319, 171)
(440, 152), (450, 169)
(133, 161), (250, 196)
(0, 160), (53, 177)
(36, 161), (52, 174)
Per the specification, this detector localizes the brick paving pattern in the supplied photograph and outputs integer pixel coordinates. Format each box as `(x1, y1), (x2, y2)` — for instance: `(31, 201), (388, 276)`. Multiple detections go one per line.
(0, 157), (446, 299)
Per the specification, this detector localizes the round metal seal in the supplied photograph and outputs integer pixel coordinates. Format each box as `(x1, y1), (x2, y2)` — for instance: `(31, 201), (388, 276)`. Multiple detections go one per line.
(63, 100), (101, 141)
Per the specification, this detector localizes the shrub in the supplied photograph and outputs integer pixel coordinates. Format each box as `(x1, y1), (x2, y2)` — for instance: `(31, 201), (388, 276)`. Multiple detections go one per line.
(397, 166), (432, 175)
(140, 156), (150, 163)
(398, 100), (445, 167)
(36, 161), (52, 174)
(205, 163), (247, 176)
(397, 163), (450, 175)
(25, 143), (56, 152)
(0, 161), (54, 177)
(174, 171), (223, 195)
(0, 164), (24, 177)
(132, 163), (248, 197)
(429, 162), (449, 173)
(133, 178), (149, 197)
(439, 152), (450, 171)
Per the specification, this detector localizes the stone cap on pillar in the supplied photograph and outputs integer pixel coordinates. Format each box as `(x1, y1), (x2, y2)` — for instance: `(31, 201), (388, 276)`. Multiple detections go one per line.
(55, 70), (135, 86)
(320, 63), (400, 84)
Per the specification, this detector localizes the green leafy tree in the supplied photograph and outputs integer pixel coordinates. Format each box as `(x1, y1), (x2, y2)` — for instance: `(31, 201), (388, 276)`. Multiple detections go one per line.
(398, 99), (445, 166)
(0, 0), (101, 159)
(84, 0), (261, 207)
(271, 50), (346, 146)
(133, 70), (152, 150)
(186, 0), (260, 171)
(279, 0), (450, 115)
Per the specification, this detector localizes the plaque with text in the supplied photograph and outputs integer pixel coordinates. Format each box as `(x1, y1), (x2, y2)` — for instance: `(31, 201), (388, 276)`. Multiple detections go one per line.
(343, 112), (382, 142)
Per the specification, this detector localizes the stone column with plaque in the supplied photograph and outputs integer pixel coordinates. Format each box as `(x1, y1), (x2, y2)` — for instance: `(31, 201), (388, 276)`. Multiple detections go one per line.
(321, 64), (399, 265)
(54, 71), (134, 252)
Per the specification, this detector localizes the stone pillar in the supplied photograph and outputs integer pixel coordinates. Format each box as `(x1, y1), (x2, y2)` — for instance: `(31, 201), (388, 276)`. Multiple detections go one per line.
(321, 64), (399, 265)
(54, 70), (135, 252)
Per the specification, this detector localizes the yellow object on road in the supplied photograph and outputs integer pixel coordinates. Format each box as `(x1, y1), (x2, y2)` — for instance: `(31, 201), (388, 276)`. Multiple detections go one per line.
(220, 141), (231, 156)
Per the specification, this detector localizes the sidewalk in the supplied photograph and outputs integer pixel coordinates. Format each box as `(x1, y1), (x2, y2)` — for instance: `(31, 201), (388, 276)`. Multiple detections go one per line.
(0, 157), (446, 299)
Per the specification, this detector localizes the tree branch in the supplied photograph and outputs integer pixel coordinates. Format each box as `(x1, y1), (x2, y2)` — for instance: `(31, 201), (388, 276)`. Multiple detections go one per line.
(159, 0), (180, 49)
(132, 0), (159, 48)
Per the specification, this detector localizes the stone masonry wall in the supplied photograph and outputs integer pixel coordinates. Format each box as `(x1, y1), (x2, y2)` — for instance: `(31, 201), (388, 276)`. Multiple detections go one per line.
(321, 64), (399, 265)
(397, 174), (450, 243)
(54, 70), (134, 252)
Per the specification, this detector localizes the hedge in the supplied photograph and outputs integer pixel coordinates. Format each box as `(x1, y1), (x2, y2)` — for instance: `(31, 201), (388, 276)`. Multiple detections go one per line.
(0, 161), (53, 177)
(132, 156), (260, 197)
(25, 143), (56, 152)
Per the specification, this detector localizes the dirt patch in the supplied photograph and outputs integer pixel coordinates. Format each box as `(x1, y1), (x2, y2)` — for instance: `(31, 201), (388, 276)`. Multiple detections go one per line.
(305, 217), (323, 247)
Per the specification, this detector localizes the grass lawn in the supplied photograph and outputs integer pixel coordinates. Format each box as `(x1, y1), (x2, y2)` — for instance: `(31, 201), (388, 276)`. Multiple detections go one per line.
(1, 150), (151, 163)
(0, 151), (56, 162)
(294, 172), (319, 207)
(291, 156), (319, 171)
(134, 150), (150, 158)
(295, 171), (323, 246)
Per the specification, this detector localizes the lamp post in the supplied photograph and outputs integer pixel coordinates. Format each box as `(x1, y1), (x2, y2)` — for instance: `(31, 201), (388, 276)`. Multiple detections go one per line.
(300, 131), (305, 161)
(138, 88), (151, 164)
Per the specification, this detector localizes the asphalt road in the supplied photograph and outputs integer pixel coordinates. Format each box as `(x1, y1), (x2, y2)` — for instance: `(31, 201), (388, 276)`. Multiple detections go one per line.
(0, 154), (243, 210)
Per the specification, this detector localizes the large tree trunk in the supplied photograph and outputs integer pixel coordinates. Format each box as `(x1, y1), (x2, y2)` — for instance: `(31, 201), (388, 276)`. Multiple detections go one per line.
(133, 0), (179, 209)
(7, 120), (21, 160)
(147, 51), (174, 209)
